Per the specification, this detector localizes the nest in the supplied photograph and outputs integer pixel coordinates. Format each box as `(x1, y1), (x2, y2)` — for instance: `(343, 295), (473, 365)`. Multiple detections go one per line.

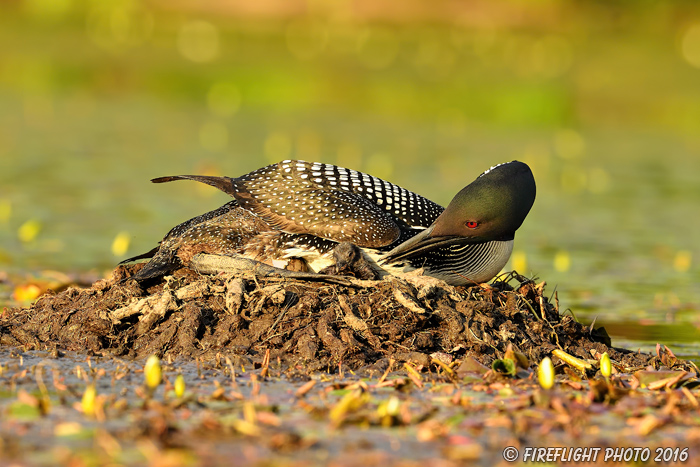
(3, 255), (682, 376)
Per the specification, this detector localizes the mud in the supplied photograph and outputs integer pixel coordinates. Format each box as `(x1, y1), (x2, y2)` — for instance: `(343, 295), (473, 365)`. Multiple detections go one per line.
(0, 262), (690, 373)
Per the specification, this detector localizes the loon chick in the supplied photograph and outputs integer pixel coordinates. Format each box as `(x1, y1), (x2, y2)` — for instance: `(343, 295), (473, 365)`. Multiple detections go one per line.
(122, 160), (535, 285)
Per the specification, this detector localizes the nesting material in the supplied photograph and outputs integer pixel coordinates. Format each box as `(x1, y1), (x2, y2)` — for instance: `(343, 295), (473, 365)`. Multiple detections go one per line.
(0, 261), (683, 374)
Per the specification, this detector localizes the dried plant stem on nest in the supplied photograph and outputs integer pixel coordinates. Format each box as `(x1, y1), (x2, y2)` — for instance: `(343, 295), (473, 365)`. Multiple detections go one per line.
(190, 253), (370, 287)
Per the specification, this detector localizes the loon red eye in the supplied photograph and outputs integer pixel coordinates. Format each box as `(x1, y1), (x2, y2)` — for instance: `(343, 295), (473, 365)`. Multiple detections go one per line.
(465, 221), (478, 229)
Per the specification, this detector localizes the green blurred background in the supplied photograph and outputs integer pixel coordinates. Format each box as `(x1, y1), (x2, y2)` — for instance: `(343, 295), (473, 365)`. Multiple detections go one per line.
(1, 0), (699, 354)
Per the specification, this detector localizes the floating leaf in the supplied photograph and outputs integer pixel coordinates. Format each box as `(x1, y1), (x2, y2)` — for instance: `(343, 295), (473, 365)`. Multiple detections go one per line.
(377, 396), (401, 427)
(504, 344), (529, 369)
(403, 363), (423, 388)
(231, 419), (261, 437)
(329, 389), (368, 425)
(443, 441), (483, 461)
(656, 344), (677, 368)
(8, 401), (41, 420)
(631, 414), (666, 436)
(54, 422), (85, 438)
(673, 250), (692, 273)
(294, 379), (316, 398)
(457, 356), (489, 376)
(634, 370), (690, 389)
(491, 358), (516, 376)
(10, 390), (43, 420)
(589, 378), (610, 402)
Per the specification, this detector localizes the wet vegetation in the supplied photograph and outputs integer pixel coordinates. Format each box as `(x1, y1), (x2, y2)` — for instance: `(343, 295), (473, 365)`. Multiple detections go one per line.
(2, 262), (700, 465)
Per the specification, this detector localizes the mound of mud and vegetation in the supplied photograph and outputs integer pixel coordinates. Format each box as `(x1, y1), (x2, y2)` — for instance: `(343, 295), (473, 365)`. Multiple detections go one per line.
(1, 257), (692, 376)
(2, 259), (700, 466)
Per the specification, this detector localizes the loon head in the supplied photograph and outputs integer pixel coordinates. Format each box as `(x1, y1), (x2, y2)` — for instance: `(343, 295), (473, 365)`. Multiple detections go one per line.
(383, 161), (536, 267)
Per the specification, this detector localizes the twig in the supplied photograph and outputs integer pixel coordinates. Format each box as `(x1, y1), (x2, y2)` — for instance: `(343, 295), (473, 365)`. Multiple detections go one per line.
(190, 253), (386, 288)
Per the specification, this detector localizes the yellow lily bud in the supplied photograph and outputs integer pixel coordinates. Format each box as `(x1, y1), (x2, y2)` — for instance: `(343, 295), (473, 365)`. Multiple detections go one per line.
(538, 357), (555, 390)
(82, 384), (96, 416)
(18, 219), (41, 243)
(174, 374), (186, 398)
(600, 352), (612, 378)
(144, 355), (162, 389)
(111, 231), (131, 257)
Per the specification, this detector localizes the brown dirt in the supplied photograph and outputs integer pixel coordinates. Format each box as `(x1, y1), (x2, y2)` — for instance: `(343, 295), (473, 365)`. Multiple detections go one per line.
(0, 263), (690, 373)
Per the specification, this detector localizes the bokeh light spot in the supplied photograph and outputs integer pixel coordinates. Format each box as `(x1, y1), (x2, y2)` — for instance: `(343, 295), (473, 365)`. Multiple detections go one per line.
(13, 284), (43, 303)
(178, 20), (220, 63)
(199, 121), (229, 152)
(554, 250), (571, 273)
(207, 82), (241, 117)
(681, 24), (700, 69)
(111, 231), (131, 257)
(673, 250), (692, 273)
(18, 219), (42, 243)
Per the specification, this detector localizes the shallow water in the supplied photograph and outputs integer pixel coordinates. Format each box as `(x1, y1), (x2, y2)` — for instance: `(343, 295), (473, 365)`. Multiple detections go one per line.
(0, 3), (699, 357)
